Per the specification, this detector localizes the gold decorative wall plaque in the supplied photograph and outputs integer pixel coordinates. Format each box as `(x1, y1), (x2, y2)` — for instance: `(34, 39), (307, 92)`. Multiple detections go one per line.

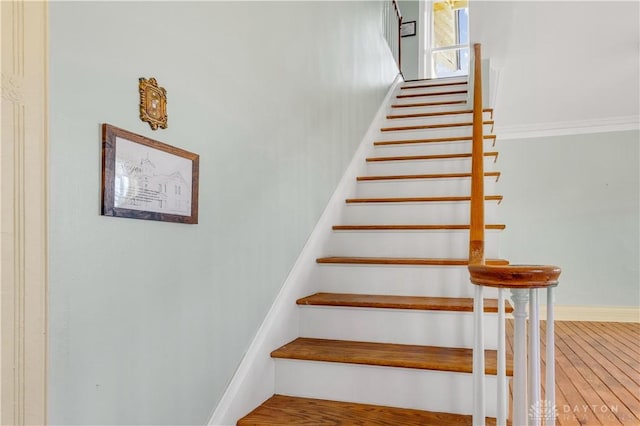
(139, 77), (167, 130)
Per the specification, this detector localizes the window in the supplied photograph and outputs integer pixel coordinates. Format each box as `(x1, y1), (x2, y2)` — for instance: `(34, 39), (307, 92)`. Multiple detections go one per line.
(427, 0), (469, 78)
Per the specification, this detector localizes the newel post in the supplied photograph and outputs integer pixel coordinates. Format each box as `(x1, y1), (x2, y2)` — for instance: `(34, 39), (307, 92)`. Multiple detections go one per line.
(469, 42), (487, 426)
(469, 265), (561, 426)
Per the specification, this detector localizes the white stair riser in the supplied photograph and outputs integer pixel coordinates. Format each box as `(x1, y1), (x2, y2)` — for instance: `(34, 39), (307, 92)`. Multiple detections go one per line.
(386, 103), (474, 116)
(377, 123), (493, 140)
(366, 158), (498, 177)
(402, 77), (468, 88)
(299, 307), (501, 349)
(325, 230), (501, 259)
(274, 360), (505, 417)
(374, 128), (472, 143)
(353, 177), (498, 198)
(371, 139), (495, 157)
(339, 202), (502, 224)
(393, 93), (469, 105)
(308, 264), (500, 299)
(396, 84), (468, 96)
(383, 111), (491, 127)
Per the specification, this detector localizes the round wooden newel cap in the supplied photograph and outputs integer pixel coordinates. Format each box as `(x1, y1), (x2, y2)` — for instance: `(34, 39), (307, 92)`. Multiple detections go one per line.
(468, 264), (561, 289)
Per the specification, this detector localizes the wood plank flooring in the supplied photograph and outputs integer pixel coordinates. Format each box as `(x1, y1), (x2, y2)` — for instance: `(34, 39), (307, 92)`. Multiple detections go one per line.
(507, 320), (640, 425)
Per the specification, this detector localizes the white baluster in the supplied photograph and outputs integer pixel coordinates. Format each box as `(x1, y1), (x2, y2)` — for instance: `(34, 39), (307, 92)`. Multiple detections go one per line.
(529, 289), (541, 426)
(511, 289), (529, 426)
(473, 285), (485, 426)
(546, 288), (556, 426)
(497, 288), (507, 426)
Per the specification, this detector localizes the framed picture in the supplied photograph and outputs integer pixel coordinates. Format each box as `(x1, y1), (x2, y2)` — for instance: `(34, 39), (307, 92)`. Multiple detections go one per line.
(101, 123), (199, 224)
(400, 21), (416, 37)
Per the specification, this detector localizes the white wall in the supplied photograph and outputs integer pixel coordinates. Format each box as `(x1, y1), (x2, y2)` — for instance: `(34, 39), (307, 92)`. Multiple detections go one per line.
(498, 130), (639, 307)
(48, 2), (398, 424)
(470, 1), (639, 310)
(470, 1), (639, 129)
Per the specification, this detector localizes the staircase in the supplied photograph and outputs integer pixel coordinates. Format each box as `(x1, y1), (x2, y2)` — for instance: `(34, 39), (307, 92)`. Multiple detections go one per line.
(237, 76), (513, 425)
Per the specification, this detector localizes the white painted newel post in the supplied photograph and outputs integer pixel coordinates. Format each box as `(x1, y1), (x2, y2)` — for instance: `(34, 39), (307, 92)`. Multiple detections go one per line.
(469, 265), (561, 426)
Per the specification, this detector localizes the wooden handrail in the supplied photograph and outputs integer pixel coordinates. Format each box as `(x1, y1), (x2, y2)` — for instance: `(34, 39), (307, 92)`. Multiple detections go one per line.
(468, 264), (561, 289)
(469, 43), (485, 265)
(392, 0), (402, 20)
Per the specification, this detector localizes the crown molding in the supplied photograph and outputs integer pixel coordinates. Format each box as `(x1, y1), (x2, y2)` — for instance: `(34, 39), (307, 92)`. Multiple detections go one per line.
(494, 115), (639, 140)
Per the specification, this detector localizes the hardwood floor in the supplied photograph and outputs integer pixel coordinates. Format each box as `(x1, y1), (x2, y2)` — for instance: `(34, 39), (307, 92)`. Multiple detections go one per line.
(507, 320), (640, 426)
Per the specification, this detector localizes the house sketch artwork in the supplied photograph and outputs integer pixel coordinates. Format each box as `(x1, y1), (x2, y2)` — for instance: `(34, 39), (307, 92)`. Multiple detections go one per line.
(114, 136), (192, 216)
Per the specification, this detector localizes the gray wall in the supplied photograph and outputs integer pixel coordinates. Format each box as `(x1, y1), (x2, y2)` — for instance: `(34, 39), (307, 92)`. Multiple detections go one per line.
(399, 0), (420, 80)
(498, 130), (639, 307)
(48, 2), (397, 424)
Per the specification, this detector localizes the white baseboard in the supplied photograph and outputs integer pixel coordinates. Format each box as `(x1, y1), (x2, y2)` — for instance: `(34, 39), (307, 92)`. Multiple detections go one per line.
(539, 305), (640, 323)
(207, 74), (404, 426)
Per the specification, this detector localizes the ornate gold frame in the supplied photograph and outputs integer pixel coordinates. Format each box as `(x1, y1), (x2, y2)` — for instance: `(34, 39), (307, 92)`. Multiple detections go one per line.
(139, 77), (167, 130)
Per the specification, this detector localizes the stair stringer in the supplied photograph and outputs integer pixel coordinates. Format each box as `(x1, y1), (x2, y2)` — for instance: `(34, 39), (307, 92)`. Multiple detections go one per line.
(207, 73), (404, 426)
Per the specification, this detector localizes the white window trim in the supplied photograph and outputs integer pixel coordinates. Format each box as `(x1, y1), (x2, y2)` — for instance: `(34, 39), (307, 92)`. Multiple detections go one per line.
(1, 1), (49, 424)
(418, 0), (434, 79)
(421, 0), (471, 79)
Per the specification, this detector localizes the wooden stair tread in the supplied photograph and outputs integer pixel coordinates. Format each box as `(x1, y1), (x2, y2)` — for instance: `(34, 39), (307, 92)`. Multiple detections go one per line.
(297, 292), (513, 313)
(366, 151), (498, 162)
(332, 224), (506, 230)
(381, 120), (493, 132)
(397, 90), (467, 98)
(387, 108), (492, 119)
(374, 135), (496, 146)
(391, 100), (466, 108)
(237, 394), (499, 425)
(345, 195), (503, 203)
(316, 257), (509, 266)
(357, 171), (500, 181)
(271, 338), (513, 375)
(401, 80), (467, 90)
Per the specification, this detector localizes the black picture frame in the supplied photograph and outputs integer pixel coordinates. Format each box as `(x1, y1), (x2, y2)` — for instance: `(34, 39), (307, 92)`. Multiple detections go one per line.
(400, 21), (416, 37)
